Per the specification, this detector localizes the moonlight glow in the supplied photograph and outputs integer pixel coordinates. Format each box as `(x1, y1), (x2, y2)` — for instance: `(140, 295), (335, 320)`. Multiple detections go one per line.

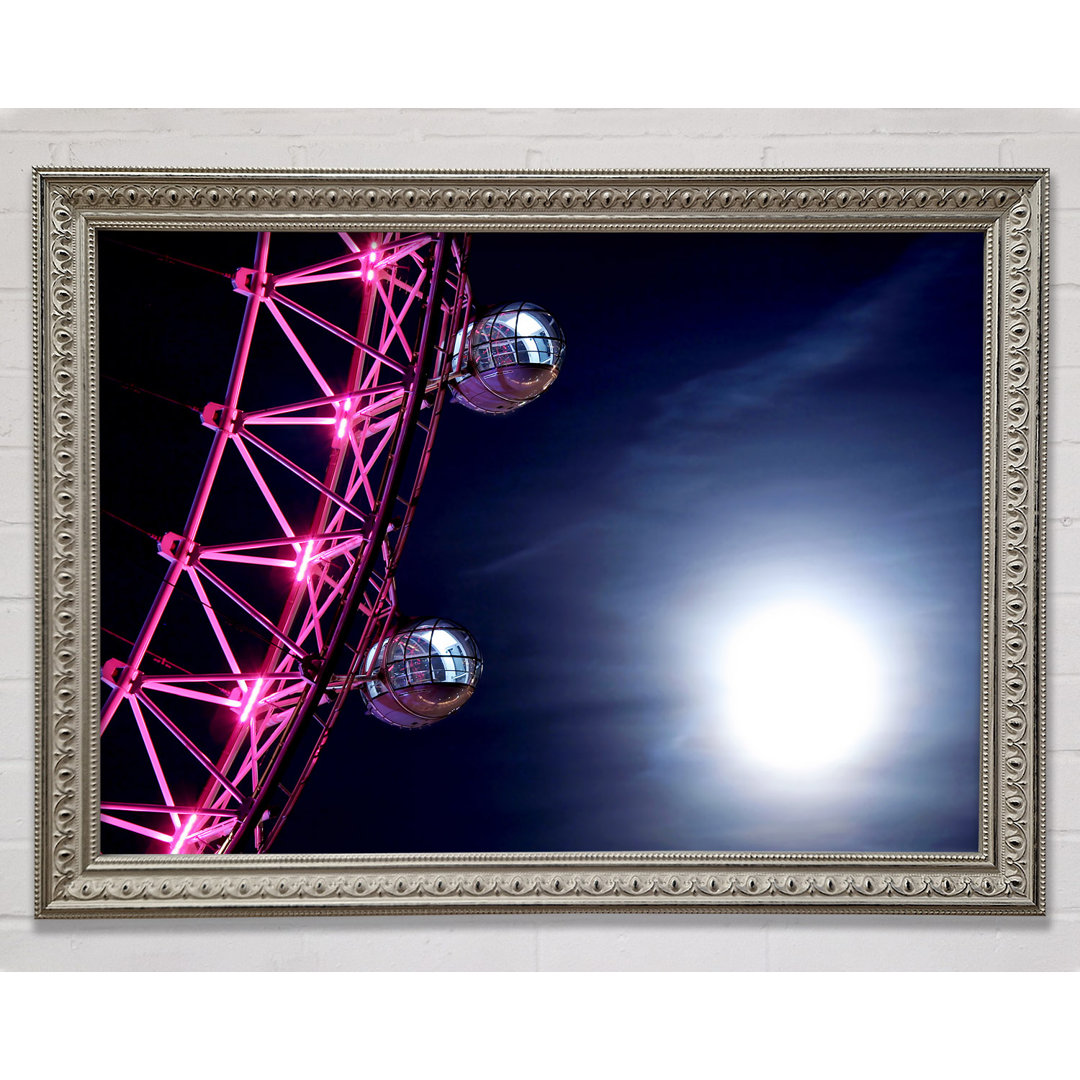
(719, 601), (884, 773)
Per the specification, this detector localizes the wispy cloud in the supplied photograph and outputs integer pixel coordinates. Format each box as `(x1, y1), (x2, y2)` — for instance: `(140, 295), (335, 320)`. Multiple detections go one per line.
(644, 243), (956, 438)
(462, 240), (970, 582)
(464, 519), (598, 578)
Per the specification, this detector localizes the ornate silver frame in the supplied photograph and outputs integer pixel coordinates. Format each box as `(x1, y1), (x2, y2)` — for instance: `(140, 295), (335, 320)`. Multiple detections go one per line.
(34, 168), (1048, 916)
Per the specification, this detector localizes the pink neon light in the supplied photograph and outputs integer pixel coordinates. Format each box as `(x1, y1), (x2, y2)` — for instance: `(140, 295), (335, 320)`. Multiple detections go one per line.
(170, 815), (197, 854)
(238, 677), (266, 724)
(336, 397), (353, 441)
(101, 231), (464, 856)
(295, 540), (315, 582)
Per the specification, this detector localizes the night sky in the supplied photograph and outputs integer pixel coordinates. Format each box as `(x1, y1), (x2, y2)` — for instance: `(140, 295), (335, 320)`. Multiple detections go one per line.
(99, 227), (985, 855)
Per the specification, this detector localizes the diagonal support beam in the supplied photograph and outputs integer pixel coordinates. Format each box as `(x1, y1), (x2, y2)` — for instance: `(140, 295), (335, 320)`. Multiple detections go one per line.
(189, 563), (307, 660)
(269, 290), (409, 375)
(235, 428), (372, 528)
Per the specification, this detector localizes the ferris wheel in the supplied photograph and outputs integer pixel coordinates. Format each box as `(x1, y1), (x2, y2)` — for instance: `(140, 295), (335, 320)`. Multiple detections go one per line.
(98, 230), (566, 855)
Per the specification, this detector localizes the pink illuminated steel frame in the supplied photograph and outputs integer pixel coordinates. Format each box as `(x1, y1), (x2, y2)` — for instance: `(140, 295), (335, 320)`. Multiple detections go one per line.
(100, 231), (472, 854)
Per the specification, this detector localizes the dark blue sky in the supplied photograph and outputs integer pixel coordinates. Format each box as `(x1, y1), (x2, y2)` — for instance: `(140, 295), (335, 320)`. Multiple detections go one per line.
(100, 228), (985, 855)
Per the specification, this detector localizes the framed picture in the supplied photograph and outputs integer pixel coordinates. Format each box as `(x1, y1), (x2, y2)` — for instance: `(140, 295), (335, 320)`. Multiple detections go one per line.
(34, 169), (1047, 915)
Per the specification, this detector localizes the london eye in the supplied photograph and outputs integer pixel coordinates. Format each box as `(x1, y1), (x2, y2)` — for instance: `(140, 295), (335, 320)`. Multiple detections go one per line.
(98, 230), (565, 855)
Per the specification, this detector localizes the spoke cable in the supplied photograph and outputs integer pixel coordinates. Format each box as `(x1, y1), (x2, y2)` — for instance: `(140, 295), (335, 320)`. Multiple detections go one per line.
(102, 628), (195, 677)
(103, 373), (202, 414)
(100, 234), (234, 280)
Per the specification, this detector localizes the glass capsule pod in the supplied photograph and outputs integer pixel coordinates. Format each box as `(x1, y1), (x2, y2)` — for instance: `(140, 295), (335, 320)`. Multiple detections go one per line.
(450, 302), (566, 414)
(360, 617), (482, 729)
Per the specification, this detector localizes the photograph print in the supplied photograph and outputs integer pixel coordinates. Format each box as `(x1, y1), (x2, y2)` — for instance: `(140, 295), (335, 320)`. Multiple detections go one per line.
(97, 225), (985, 859)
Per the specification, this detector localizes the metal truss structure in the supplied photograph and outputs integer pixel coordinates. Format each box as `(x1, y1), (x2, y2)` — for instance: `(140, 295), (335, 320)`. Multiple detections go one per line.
(99, 231), (471, 854)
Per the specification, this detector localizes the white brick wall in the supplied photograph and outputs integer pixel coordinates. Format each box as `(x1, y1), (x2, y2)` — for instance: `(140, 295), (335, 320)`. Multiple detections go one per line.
(2, 108), (1077, 970)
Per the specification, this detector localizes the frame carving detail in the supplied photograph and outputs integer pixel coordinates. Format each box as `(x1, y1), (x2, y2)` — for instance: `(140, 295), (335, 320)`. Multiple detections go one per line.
(34, 169), (1048, 916)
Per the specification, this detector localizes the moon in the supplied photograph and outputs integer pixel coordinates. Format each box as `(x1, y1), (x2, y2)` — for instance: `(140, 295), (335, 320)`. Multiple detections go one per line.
(718, 600), (884, 774)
